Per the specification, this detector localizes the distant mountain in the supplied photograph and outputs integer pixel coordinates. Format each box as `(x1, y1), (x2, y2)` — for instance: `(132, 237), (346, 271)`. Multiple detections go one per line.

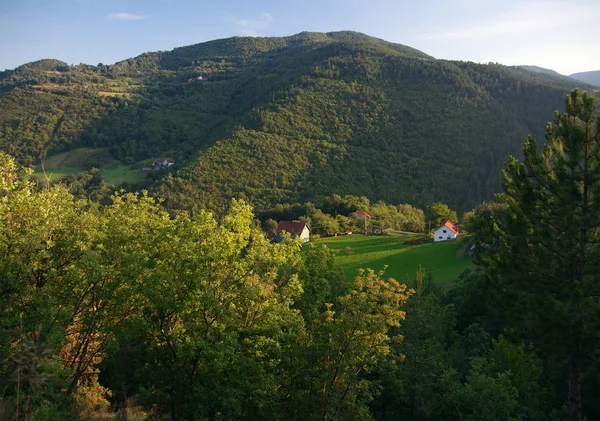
(569, 70), (600, 87)
(1, 31), (598, 214)
(517, 65), (563, 76)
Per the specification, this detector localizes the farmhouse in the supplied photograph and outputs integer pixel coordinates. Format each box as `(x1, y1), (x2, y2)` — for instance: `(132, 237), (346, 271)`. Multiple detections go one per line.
(153, 159), (175, 169)
(354, 209), (371, 219)
(274, 221), (310, 243)
(434, 220), (458, 242)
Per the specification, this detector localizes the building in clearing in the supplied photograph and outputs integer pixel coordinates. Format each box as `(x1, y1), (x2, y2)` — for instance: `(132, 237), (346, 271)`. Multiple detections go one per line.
(153, 159), (175, 169)
(434, 220), (458, 242)
(274, 221), (310, 243)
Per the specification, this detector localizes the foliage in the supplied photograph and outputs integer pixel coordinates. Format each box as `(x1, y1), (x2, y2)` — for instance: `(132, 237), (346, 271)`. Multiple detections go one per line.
(425, 202), (458, 233)
(1, 151), (418, 420)
(462, 194), (507, 243)
(373, 268), (456, 420)
(60, 168), (114, 203)
(491, 89), (600, 420)
(260, 195), (424, 236)
(371, 268), (547, 421)
(283, 268), (412, 421)
(3, 138), (591, 419)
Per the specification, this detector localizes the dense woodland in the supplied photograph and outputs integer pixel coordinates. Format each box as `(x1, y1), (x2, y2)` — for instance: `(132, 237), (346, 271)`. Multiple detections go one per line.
(1, 31), (597, 214)
(1, 88), (600, 421)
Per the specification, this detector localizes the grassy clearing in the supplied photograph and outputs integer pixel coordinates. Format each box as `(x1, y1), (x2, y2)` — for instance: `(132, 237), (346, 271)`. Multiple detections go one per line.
(101, 163), (146, 184)
(40, 148), (106, 168)
(31, 148), (147, 186)
(32, 166), (81, 182)
(312, 233), (473, 286)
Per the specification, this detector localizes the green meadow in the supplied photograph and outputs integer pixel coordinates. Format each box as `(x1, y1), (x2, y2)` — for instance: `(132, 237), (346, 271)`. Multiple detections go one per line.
(312, 233), (473, 286)
(98, 162), (146, 185)
(31, 148), (147, 185)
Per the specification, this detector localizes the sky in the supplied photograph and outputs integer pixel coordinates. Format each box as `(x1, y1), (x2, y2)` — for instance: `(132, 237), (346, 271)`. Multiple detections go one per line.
(1, 0), (599, 75)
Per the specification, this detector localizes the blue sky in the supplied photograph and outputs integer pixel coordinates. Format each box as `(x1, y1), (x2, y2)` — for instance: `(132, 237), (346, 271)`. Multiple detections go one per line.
(1, 0), (598, 75)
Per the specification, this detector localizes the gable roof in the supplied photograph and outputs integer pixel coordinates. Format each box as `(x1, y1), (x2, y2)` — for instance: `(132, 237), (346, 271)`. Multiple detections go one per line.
(275, 221), (309, 236)
(435, 220), (458, 234)
(354, 209), (371, 219)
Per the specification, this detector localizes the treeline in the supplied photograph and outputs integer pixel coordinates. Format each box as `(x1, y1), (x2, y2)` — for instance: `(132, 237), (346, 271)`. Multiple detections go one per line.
(258, 194), (453, 236)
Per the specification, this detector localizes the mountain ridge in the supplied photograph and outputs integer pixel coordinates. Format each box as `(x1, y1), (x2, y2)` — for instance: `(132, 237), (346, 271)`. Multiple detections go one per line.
(0, 31), (598, 213)
(517, 65), (563, 76)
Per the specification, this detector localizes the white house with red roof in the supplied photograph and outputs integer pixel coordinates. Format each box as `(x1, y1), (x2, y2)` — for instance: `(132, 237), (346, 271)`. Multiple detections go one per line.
(434, 220), (459, 242)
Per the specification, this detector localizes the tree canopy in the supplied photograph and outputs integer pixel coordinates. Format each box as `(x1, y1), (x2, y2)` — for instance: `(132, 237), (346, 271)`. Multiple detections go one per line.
(491, 89), (600, 421)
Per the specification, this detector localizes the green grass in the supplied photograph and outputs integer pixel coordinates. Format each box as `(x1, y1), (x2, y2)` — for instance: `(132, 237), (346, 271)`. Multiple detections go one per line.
(32, 166), (81, 181)
(312, 233), (473, 286)
(41, 148), (106, 168)
(31, 148), (147, 185)
(100, 163), (146, 184)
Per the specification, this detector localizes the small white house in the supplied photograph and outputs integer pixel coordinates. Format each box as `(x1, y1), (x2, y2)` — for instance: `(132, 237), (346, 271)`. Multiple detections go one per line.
(434, 220), (459, 242)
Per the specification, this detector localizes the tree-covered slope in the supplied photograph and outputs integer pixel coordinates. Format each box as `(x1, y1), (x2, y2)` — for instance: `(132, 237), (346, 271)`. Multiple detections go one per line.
(517, 65), (562, 76)
(0, 31), (596, 212)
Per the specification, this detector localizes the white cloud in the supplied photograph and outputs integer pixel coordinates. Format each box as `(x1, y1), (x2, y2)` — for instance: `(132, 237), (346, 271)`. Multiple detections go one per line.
(234, 12), (274, 36)
(108, 12), (146, 21)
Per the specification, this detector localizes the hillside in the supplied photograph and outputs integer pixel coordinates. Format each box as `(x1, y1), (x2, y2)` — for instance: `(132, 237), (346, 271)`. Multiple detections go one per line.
(1, 31), (597, 213)
(569, 70), (600, 87)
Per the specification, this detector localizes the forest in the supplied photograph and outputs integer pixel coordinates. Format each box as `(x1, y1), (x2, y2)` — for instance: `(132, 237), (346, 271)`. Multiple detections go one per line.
(1, 89), (599, 421)
(1, 31), (597, 215)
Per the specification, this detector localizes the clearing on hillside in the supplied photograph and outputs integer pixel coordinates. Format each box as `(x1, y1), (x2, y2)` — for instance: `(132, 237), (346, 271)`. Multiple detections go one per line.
(312, 233), (472, 286)
(31, 148), (147, 185)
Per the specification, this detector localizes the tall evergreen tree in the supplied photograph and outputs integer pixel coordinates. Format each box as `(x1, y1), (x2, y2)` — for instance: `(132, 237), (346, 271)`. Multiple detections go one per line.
(492, 89), (600, 421)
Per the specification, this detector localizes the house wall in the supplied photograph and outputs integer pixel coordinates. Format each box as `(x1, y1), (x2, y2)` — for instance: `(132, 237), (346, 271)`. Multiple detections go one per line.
(434, 227), (457, 242)
(300, 226), (310, 243)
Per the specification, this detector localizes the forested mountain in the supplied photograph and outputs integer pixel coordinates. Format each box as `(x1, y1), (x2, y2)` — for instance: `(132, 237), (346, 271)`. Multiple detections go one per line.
(569, 70), (600, 87)
(0, 31), (596, 213)
(517, 65), (562, 76)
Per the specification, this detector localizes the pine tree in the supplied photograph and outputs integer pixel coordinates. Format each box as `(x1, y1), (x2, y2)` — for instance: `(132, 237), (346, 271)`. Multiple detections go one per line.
(493, 89), (600, 421)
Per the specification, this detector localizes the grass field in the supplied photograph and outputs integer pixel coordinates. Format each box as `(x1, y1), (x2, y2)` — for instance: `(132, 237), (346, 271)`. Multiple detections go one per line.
(312, 233), (473, 286)
(100, 163), (146, 185)
(31, 148), (147, 185)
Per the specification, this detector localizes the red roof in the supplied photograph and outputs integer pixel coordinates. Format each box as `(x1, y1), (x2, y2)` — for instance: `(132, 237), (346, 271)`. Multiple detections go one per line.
(436, 220), (458, 234)
(275, 221), (309, 236)
(355, 209), (371, 219)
